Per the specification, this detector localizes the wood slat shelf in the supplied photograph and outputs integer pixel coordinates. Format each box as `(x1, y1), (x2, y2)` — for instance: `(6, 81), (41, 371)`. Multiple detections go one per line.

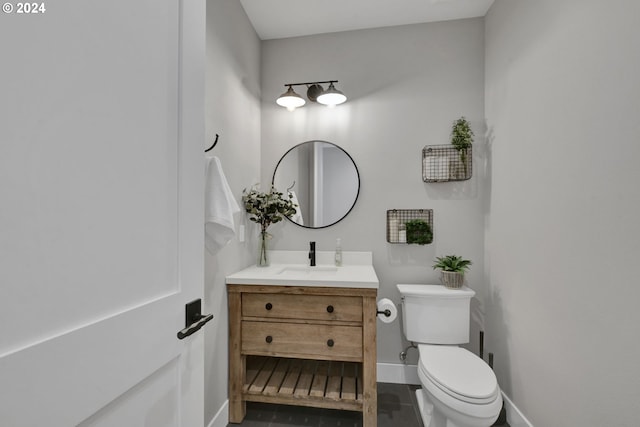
(243, 355), (364, 412)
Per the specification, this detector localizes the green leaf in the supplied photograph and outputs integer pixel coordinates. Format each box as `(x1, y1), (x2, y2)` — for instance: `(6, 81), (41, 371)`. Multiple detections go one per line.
(433, 254), (472, 272)
(241, 184), (299, 232)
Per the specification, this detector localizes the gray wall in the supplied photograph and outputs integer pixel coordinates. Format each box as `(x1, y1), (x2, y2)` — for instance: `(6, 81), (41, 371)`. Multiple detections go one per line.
(260, 19), (487, 365)
(208, 3), (640, 424)
(485, 1), (640, 425)
(204, 0), (261, 424)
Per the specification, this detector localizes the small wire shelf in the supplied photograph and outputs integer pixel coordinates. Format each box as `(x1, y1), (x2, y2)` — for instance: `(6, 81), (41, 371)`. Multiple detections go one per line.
(386, 209), (433, 245)
(422, 145), (472, 182)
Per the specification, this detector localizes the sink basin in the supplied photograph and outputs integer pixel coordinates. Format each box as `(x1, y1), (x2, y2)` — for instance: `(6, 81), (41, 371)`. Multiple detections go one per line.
(277, 266), (339, 276)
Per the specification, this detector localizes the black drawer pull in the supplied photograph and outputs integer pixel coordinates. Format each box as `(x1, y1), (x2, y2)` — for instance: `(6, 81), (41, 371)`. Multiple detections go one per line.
(266, 335), (273, 343)
(326, 305), (334, 313)
(327, 339), (334, 347)
(265, 303), (273, 311)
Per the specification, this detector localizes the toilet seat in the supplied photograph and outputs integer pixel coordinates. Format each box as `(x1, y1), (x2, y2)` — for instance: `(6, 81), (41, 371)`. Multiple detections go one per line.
(418, 344), (499, 404)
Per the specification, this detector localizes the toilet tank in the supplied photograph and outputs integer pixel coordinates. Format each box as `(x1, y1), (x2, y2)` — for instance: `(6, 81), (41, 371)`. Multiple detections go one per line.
(396, 284), (475, 345)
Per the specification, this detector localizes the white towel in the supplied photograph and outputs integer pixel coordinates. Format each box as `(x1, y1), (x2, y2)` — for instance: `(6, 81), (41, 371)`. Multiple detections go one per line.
(205, 156), (240, 254)
(288, 190), (304, 225)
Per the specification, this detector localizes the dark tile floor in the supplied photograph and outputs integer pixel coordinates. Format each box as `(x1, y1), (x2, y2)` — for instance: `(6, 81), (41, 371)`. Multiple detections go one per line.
(226, 383), (423, 427)
(226, 382), (510, 427)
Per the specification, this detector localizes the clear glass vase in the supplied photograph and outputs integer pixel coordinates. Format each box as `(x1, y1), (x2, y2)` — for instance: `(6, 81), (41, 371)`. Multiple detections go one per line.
(257, 230), (270, 267)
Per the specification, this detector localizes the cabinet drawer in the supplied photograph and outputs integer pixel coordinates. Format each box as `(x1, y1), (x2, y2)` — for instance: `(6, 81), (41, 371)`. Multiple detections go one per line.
(242, 321), (363, 360)
(242, 293), (362, 322)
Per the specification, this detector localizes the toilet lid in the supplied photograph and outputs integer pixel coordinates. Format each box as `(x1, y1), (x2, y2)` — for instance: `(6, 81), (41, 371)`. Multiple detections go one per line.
(418, 344), (499, 404)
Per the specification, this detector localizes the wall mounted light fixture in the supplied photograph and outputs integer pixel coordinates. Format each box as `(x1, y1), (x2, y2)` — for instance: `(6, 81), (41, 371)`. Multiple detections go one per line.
(276, 80), (347, 111)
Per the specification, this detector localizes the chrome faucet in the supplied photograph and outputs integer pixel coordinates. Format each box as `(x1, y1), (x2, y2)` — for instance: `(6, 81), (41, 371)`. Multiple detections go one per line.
(309, 241), (316, 266)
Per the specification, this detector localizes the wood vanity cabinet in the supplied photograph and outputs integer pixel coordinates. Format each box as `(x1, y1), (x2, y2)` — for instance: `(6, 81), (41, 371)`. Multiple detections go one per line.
(227, 284), (378, 427)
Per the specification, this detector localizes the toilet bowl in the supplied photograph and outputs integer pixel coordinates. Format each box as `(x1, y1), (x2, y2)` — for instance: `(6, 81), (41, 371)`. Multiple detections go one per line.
(396, 284), (503, 427)
(417, 344), (502, 427)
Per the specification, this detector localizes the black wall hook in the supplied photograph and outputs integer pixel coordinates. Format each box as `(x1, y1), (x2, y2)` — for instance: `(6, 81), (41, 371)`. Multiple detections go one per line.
(205, 133), (219, 152)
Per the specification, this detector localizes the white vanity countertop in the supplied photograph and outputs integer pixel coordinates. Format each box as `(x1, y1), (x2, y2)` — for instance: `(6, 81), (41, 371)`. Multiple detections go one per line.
(226, 251), (379, 289)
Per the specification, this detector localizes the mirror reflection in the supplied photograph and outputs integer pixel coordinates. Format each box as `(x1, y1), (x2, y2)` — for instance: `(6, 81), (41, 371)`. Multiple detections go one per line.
(272, 141), (360, 229)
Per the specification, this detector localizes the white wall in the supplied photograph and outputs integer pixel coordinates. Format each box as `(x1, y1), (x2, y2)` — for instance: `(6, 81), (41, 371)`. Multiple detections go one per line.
(260, 19), (487, 365)
(204, 1), (261, 424)
(485, 1), (640, 425)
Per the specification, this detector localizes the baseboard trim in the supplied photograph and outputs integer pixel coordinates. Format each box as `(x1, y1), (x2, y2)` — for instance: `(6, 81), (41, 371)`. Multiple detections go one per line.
(377, 362), (420, 385)
(378, 363), (533, 426)
(206, 399), (229, 427)
(502, 392), (533, 427)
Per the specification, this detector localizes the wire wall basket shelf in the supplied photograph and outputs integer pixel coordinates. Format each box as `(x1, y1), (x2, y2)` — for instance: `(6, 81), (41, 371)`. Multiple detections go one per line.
(422, 145), (472, 182)
(386, 209), (433, 245)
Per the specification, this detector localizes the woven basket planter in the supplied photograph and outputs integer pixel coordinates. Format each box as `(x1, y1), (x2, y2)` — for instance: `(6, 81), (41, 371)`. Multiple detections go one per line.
(440, 271), (465, 289)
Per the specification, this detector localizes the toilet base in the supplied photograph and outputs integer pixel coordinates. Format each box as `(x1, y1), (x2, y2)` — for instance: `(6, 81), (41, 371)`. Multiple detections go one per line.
(416, 387), (501, 427)
(416, 388), (453, 427)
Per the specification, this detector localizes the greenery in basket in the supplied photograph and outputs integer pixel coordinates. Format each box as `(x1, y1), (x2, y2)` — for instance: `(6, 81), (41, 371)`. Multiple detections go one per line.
(432, 255), (472, 273)
(450, 117), (474, 177)
(405, 219), (433, 245)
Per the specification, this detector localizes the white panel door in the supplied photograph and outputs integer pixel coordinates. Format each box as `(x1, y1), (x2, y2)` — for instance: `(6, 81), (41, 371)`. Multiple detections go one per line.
(0, 0), (206, 426)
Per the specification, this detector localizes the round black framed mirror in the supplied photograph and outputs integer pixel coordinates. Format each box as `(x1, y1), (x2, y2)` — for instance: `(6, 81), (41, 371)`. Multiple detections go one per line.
(272, 141), (360, 229)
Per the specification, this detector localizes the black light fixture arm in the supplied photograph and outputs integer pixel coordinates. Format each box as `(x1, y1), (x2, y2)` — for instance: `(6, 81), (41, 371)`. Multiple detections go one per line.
(283, 80), (338, 87)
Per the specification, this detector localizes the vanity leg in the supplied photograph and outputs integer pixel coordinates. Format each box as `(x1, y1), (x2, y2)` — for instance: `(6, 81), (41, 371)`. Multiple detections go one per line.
(228, 290), (246, 423)
(362, 295), (378, 427)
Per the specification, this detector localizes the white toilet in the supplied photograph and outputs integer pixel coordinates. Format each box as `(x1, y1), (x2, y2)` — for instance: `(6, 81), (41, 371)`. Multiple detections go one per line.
(397, 284), (503, 427)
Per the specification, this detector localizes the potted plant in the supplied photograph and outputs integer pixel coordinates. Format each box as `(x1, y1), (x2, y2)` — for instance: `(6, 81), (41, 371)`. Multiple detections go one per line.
(242, 185), (297, 266)
(433, 255), (472, 289)
(405, 219), (433, 245)
(450, 116), (474, 178)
